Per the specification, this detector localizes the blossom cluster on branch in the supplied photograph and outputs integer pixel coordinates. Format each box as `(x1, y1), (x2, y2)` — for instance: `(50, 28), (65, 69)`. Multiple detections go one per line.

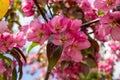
(1, 0), (120, 80)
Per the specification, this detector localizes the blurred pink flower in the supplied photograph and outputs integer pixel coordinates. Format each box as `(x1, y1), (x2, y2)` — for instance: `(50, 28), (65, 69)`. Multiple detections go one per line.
(98, 58), (114, 74)
(0, 32), (15, 52)
(0, 21), (10, 33)
(80, 0), (92, 12)
(94, 0), (119, 12)
(27, 54), (38, 64)
(100, 11), (120, 40)
(22, 0), (34, 17)
(13, 32), (26, 48)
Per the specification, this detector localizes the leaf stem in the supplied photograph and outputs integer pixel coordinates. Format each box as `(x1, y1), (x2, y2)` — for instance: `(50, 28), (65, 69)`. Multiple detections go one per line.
(45, 66), (51, 80)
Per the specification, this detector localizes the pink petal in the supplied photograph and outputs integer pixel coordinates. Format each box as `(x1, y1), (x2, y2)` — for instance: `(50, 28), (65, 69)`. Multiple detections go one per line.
(111, 26), (120, 41)
(70, 50), (82, 62)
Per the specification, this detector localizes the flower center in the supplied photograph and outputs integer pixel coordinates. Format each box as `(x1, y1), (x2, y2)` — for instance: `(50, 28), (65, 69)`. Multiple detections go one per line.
(110, 20), (118, 28)
(60, 35), (66, 43)
(55, 25), (61, 31)
(106, 0), (114, 6)
(37, 30), (44, 38)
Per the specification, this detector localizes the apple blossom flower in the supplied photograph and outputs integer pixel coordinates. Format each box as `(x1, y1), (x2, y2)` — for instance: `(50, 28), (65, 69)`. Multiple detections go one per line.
(80, 0), (92, 12)
(48, 15), (71, 34)
(52, 32), (74, 47)
(0, 32), (15, 52)
(67, 19), (82, 32)
(63, 32), (90, 62)
(26, 19), (50, 45)
(22, 0), (34, 17)
(100, 11), (120, 40)
(13, 32), (26, 48)
(0, 21), (10, 33)
(98, 58), (114, 74)
(95, 25), (108, 42)
(66, 39), (90, 62)
(52, 63), (81, 80)
(94, 0), (119, 12)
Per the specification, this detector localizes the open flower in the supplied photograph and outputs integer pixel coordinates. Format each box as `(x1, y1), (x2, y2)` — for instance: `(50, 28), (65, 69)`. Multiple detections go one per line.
(0, 32), (15, 52)
(94, 0), (119, 12)
(26, 19), (50, 45)
(100, 11), (120, 40)
(48, 15), (71, 34)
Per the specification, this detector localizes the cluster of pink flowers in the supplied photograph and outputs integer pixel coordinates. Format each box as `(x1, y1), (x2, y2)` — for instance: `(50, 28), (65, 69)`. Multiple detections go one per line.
(24, 15), (90, 62)
(98, 58), (114, 74)
(94, 0), (120, 13)
(7, 0), (120, 79)
(0, 21), (26, 52)
(52, 63), (81, 80)
(22, 0), (34, 17)
(92, 0), (120, 42)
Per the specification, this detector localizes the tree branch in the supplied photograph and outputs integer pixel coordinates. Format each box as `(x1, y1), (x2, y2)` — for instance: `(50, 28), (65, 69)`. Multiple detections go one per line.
(33, 0), (48, 22)
(81, 18), (100, 30)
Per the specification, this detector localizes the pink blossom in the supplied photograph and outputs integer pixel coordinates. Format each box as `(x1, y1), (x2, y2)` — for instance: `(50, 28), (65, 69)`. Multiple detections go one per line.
(52, 32), (74, 47)
(52, 63), (81, 80)
(13, 32), (26, 48)
(0, 21), (10, 33)
(98, 59), (114, 74)
(27, 54), (38, 64)
(80, 0), (92, 12)
(0, 32), (15, 52)
(108, 40), (120, 53)
(68, 19), (82, 32)
(10, 0), (14, 4)
(65, 35), (90, 62)
(22, 0), (34, 17)
(100, 11), (120, 40)
(94, 0), (119, 12)
(48, 15), (71, 34)
(95, 25), (107, 42)
(21, 25), (29, 35)
(26, 19), (50, 45)
(84, 10), (97, 21)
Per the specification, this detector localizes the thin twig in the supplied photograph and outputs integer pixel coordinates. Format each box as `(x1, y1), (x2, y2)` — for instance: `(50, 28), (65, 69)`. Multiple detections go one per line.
(33, 0), (48, 22)
(47, 4), (53, 18)
(81, 18), (100, 30)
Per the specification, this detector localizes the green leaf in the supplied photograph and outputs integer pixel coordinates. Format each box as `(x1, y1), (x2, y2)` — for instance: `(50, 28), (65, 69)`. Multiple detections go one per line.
(86, 72), (101, 80)
(0, 74), (4, 80)
(12, 68), (17, 80)
(47, 41), (63, 71)
(26, 42), (39, 54)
